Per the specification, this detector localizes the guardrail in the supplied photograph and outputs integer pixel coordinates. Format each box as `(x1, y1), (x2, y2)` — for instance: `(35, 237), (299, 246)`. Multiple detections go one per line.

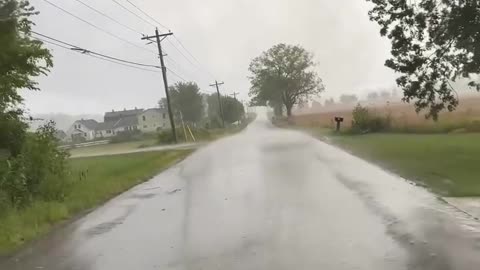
(59, 140), (110, 150)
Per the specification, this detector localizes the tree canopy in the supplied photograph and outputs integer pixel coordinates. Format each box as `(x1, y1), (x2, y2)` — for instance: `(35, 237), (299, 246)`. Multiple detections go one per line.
(340, 94), (359, 104)
(367, 0), (480, 119)
(169, 82), (204, 124)
(248, 44), (324, 116)
(1, 0), (52, 156)
(206, 94), (244, 127)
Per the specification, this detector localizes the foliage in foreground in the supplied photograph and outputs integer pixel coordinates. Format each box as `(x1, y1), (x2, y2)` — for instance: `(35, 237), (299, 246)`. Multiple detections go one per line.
(0, 150), (192, 255)
(367, 0), (480, 119)
(0, 122), (69, 210)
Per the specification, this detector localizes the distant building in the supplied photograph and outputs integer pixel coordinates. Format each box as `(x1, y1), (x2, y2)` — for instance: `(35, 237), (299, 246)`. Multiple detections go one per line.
(66, 107), (171, 142)
(66, 119), (99, 142)
(54, 130), (67, 141)
(138, 108), (170, 133)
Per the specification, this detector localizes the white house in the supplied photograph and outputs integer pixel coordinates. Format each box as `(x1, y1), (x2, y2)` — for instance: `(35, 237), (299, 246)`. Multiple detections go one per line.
(65, 119), (99, 142)
(138, 108), (170, 133)
(66, 107), (171, 142)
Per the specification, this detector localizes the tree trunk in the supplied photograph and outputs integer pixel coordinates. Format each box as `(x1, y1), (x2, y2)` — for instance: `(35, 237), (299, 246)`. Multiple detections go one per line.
(286, 104), (293, 117)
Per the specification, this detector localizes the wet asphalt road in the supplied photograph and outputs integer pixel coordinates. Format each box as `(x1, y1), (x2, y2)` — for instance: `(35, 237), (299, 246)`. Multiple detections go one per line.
(2, 112), (480, 270)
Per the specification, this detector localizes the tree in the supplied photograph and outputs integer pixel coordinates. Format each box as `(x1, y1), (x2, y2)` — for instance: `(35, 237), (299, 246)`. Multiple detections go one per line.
(206, 94), (244, 126)
(339, 94), (359, 104)
(158, 98), (167, 110)
(169, 82), (204, 124)
(379, 90), (391, 100)
(367, 0), (480, 119)
(324, 98), (335, 106)
(248, 44), (325, 117)
(0, 0), (52, 156)
(222, 96), (244, 124)
(367, 92), (379, 101)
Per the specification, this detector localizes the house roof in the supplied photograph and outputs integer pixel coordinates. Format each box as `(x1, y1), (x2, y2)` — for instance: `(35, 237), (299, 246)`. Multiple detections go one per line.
(105, 109), (144, 119)
(114, 115), (138, 128)
(95, 121), (115, 131)
(76, 119), (99, 130)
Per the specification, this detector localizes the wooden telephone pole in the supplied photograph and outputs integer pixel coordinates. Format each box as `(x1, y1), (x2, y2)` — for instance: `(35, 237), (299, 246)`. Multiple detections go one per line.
(142, 29), (177, 143)
(210, 81), (225, 128)
(230, 92), (239, 100)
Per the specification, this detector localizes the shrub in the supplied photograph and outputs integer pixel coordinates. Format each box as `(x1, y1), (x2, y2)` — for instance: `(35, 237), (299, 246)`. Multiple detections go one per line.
(158, 130), (176, 144)
(110, 130), (142, 143)
(0, 121), (70, 208)
(351, 104), (391, 133)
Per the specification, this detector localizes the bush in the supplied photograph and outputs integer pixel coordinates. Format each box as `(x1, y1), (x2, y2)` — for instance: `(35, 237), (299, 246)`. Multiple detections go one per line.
(158, 130), (176, 144)
(351, 104), (391, 133)
(110, 130), (142, 144)
(0, 121), (70, 208)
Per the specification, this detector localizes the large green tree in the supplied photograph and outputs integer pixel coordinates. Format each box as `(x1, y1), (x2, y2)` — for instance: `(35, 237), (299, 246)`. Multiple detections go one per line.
(367, 0), (480, 119)
(169, 82), (204, 124)
(222, 96), (244, 124)
(248, 44), (324, 117)
(0, 0), (52, 156)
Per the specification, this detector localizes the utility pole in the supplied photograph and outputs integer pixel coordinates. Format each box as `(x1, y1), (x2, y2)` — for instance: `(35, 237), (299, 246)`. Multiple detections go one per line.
(142, 28), (177, 143)
(210, 80), (225, 128)
(230, 92), (239, 100)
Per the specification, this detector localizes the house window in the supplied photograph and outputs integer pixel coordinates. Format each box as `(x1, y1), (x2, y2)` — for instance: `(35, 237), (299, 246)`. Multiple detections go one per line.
(163, 113), (166, 119)
(106, 130), (111, 134)
(142, 116), (146, 121)
(83, 133), (87, 137)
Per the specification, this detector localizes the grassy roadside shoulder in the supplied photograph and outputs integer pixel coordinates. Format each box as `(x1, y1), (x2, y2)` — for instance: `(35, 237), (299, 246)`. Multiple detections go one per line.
(0, 149), (192, 256)
(279, 121), (480, 197)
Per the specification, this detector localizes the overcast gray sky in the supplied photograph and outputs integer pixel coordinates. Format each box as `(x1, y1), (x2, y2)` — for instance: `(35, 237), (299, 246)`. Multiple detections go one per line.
(23, 0), (397, 115)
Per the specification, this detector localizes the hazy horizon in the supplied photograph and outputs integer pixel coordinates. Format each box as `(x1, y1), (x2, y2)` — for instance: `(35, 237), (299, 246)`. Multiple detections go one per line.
(22, 0), (400, 115)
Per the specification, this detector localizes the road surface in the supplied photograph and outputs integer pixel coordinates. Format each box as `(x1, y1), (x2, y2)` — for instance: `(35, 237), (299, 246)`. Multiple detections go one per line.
(2, 112), (480, 270)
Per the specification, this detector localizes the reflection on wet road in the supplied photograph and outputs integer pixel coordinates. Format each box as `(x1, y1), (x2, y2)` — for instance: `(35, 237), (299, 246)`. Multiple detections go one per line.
(2, 112), (480, 270)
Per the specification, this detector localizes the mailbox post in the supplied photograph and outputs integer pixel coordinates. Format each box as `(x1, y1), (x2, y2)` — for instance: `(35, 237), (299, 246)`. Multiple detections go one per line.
(334, 117), (344, 132)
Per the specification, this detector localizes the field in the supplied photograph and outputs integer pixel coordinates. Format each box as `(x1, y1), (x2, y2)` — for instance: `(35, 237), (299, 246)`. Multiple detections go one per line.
(329, 133), (480, 197)
(292, 95), (480, 133)
(0, 150), (192, 255)
(286, 96), (480, 197)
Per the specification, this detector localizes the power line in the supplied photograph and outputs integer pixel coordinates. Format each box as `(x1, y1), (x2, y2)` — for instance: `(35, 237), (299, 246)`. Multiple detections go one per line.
(32, 31), (161, 69)
(72, 0), (143, 35)
(108, 0), (215, 80)
(113, 0), (213, 79)
(34, 36), (72, 50)
(166, 67), (188, 82)
(41, 0), (155, 54)
(173, 35), (215, 79)
(124, 0), (169, 31)
(110, 0), (156, 28)
(34, 36), (160, 73)
(87, 54), (160, 73)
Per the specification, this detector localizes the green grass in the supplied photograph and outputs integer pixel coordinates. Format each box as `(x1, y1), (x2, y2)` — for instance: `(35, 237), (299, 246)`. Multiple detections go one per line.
(0, 149), (192, 255)
(327, 133), (480, 197)
(68, 139), (157, 157)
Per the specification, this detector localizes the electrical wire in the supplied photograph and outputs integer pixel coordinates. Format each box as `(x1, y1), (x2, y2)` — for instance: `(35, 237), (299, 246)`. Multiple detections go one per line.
(32, 31), (161, 69)
(173, 34), (215, 79)
(72, 0), (143, 35)
(124, 0), (169, 31)
(110, 0), (156, 28)
(166, 67), (188, 82)
(106, 0), (216, 81)
(41, 0), (155, 54)
(34, 36), (160, 73)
